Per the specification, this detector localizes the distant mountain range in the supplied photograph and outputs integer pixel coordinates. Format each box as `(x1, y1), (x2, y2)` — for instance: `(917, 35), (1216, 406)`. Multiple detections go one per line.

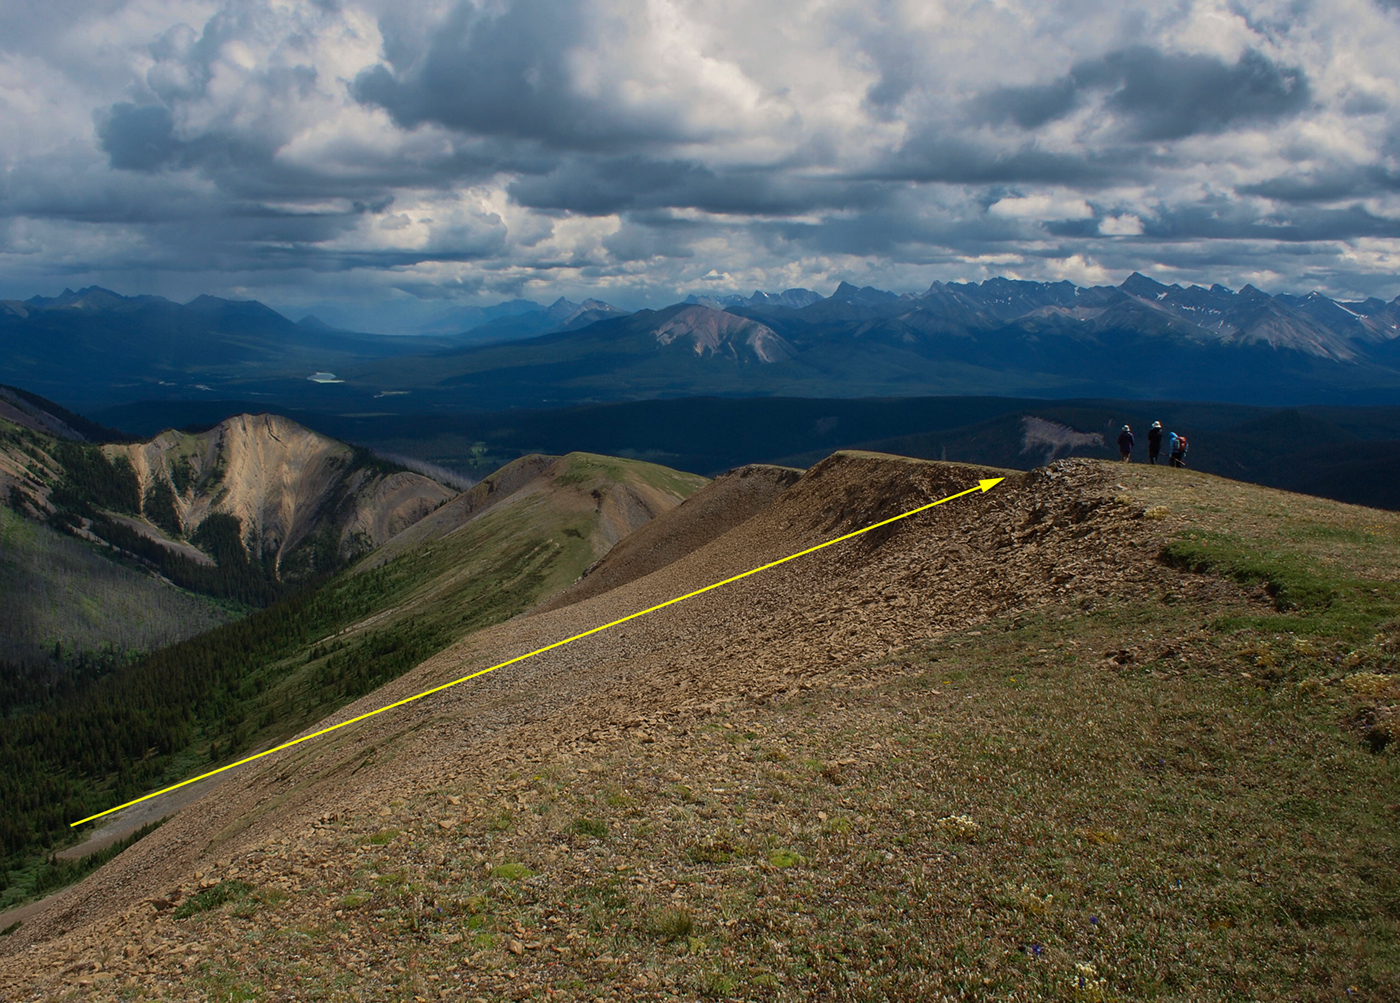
(352, 273), (1400, 407)
(0, 286), (446, 406)
(4, 274), (1400, 409)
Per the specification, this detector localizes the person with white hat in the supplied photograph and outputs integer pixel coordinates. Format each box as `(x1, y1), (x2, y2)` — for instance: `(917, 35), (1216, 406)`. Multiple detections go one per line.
(1147, 421), (1163, 464)
(1116, 424), (1135, 462)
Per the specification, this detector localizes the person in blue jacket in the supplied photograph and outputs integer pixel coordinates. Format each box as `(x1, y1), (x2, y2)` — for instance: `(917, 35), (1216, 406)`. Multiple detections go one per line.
(1171, 434), (1189, 468)
(1116, 424), (1135, 462)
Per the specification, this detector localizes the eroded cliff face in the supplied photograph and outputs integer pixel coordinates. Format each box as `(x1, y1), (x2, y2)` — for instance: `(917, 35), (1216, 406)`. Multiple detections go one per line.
(110, 414), (457, 579)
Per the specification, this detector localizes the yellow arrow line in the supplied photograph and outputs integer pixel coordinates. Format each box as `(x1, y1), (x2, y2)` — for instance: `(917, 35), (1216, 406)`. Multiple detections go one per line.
(71, 475), (1005, 828)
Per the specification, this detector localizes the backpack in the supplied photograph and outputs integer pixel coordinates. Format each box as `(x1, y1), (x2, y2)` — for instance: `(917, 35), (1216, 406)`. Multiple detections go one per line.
(1177, 436), (1189, 454)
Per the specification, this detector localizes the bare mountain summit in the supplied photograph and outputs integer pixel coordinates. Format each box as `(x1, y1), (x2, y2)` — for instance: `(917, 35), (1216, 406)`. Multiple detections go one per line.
(1, 405), (459, 596)
(650, 305), (795, 363)
(111, 414), (457, 580)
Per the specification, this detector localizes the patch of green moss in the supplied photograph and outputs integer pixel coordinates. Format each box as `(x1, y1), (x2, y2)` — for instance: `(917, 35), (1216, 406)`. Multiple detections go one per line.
(491, 862), (536, 880)
(174, 880), (252, 919)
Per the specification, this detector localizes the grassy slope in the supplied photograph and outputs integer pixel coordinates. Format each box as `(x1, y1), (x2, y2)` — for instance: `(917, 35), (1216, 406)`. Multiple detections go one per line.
(148, 464), (1399, 1002)
(0, 453), (705, 911)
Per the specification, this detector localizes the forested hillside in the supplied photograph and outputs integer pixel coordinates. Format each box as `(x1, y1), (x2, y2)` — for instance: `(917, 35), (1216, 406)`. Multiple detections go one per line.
(0, 505), (228, 665)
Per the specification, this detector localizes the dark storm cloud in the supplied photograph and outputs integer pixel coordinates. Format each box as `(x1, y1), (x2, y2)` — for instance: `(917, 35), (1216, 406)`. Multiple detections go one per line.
(975, 47), (1311, 140)
(1240, 166), (1400, 203)
(2, 156), (233, 225)
(1144, 203), (1400, 242)
(1042, 198), (1400, 243)
(353, 0), (691, 152)
(602, 220), (698, 262)
(507, 158), (708, 214)
(973, 79), (1079, 131)
(97, 103), (183, 171)
(726, 191), (1039, 260)
(508, 157), (893, 216)
(874, 135), (1124, 187)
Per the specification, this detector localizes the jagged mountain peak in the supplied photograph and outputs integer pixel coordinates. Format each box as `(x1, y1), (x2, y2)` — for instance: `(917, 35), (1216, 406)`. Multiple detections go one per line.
(540, 296), (626, 330)
(1120, 272), (1174, 298)
(25, 286), (141, 310)
(831, 281), (899, 304)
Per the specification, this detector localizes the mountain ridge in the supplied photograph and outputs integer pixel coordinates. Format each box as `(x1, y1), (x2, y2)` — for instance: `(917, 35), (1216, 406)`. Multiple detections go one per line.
(4, 452), (1396, 997)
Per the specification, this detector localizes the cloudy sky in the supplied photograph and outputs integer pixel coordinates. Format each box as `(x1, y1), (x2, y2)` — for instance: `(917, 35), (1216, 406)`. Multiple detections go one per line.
(3, 0), (1400, 327)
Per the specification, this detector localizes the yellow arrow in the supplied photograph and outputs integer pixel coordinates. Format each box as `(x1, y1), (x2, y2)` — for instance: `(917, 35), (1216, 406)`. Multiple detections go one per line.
(72, 473), (1007, 828)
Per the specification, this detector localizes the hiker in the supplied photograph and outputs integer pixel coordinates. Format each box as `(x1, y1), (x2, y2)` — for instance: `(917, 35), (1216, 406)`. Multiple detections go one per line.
(1147, 421), (1163, 464)
(1116, 424), (1134, 462)
(1170, 433), (1189, 468)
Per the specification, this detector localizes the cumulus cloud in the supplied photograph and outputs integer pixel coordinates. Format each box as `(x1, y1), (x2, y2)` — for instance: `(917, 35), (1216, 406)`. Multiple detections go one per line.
(989, 194), (1094, 221)
(1046, 253), (1112, 287)
(351, 0), (786, 153)
(2, 0), (1400, 316)
(1099, 214), (1145, 236)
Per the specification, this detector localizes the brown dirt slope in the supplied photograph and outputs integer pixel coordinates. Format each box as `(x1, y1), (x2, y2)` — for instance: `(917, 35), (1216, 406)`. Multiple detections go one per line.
(334, 452), (709, 648)
(3, 453), (1396, 1000)
(0, 420), (62, 509)
(535, 463), (802, 615)
(359, 454), (558, 569)
(520, 453), (704, 554)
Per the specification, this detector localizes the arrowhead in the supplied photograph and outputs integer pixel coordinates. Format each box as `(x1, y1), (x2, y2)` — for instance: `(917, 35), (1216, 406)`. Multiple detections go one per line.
(978, 478), (1005, 493)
